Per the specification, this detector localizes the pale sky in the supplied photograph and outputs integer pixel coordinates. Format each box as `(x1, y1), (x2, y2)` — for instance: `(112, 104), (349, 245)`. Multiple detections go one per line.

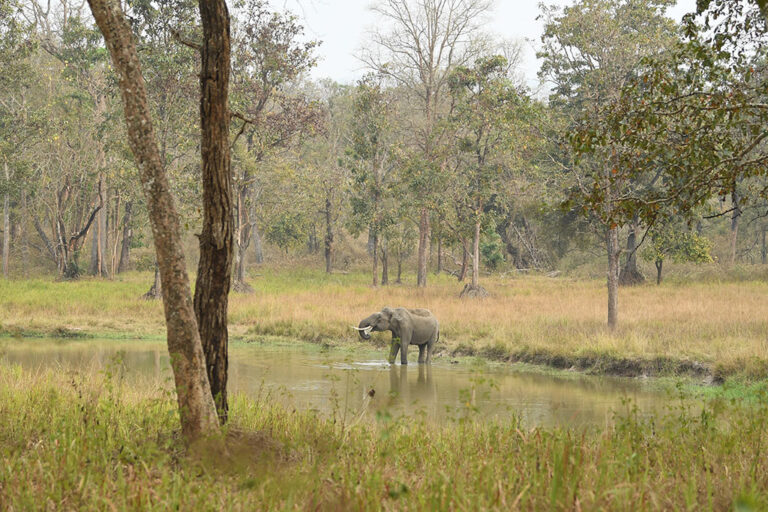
(269, 0), (697, 90)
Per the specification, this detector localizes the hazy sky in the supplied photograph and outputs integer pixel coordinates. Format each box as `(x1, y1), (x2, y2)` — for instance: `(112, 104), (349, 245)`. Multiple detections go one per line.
(269, 0), (698, 90)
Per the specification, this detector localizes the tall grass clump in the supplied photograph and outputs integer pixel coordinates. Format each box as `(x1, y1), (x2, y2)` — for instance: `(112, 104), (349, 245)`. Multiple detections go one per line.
(1, 363), (767, 510)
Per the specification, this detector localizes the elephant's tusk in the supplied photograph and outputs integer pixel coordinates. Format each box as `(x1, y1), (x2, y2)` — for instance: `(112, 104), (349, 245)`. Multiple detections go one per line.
(351, 326), (373, 334)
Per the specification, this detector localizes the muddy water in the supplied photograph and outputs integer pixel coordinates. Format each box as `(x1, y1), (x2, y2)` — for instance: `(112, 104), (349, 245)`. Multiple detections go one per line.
(0, 339), (672, 428)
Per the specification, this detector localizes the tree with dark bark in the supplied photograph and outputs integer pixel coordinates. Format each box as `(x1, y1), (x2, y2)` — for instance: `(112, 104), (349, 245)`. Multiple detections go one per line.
(193, 0), (235, 423)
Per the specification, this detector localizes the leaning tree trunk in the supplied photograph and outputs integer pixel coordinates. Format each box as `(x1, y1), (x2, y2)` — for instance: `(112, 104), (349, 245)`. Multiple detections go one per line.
(193, 0), (235, 424)
(86, 0), (219, 441)
(606, 225), (620, 330)
(2, 160), (8, 279)
(417, 208), (429, 287)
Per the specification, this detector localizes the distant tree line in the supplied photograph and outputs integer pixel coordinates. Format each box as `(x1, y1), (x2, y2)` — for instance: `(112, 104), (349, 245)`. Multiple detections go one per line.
(2, 0), (767, 323)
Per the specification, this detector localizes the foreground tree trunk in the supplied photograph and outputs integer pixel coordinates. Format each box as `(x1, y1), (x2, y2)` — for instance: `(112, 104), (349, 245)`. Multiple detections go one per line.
(606, 225), (620, 330)
(193, 0), (235, 423)
(86, 0), (219, 441)
(2, 160), (8, 279)
(417, 208), (429, 287)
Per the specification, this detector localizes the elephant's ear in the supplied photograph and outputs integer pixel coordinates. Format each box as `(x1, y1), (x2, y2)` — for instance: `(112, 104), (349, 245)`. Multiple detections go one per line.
(390, 309), (406, 332)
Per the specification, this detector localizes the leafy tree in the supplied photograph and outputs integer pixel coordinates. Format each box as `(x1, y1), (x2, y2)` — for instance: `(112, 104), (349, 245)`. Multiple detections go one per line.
(541, 0), (679, 328)
(363, 0), (493, 288)
(448, 54), (532, 293)
(229, 0), (319, 292)
(347, 75), (399, 286)
(642, 225), (713, 284)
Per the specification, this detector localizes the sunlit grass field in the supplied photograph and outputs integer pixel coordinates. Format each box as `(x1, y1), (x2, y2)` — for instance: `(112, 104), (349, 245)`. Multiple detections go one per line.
(1, 268), (768, 379)
(0, 363), (766, 510)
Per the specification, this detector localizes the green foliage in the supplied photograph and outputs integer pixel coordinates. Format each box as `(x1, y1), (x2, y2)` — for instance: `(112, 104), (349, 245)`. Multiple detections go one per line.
(642, 228), (713, 265)
(265, 211), (308, 253)
(480, 232), (504, 270)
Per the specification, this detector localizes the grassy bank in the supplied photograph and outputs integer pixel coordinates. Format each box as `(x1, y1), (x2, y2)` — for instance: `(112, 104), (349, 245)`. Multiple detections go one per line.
(2, 269), (768, 380)
(1, 363), (766, 510)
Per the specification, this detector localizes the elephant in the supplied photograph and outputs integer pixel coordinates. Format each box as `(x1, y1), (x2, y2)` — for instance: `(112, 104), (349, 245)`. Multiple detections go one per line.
(354, 307), (439, 365)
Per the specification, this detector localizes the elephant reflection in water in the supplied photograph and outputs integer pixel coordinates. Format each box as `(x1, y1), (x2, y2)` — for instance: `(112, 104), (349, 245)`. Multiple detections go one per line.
(386, 364), (438, 417)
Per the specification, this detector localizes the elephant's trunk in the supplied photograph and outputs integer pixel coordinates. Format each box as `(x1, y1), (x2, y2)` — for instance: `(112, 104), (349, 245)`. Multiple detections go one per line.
(356, 319), (373, 340)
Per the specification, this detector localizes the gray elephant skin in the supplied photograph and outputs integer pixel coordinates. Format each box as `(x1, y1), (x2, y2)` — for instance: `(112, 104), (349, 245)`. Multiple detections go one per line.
(356, 307), (439, 365)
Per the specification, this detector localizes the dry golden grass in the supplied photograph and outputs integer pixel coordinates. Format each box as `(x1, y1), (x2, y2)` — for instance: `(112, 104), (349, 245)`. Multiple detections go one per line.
(2, 268), (768, 378)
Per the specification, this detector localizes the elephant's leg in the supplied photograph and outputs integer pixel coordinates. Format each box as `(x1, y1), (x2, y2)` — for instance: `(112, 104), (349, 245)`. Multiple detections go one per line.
(388, 337), (400, 365)
(418, 344), (426, 364)
(426, 338), (436, 364)
(400, 336), (409, 365)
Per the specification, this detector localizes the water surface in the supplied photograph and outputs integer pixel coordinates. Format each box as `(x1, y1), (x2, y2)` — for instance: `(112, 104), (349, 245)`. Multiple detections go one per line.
(1, 338), (672, 428)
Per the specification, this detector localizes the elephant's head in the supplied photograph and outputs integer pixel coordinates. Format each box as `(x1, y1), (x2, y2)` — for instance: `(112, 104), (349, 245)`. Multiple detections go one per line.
(354, 307), (396, 340)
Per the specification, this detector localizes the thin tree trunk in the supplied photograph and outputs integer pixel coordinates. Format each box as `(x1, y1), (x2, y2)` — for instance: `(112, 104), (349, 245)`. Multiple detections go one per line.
(2, 160), (8, 279)
(472, 219), (480, 288)
(730, 190), (741, 266)
(458, 241), (468, 282)
(381, 244), (388, 286)
(193, 0), (234, 423)
(372, 230), (379, 287)
(118, 201), (133, 273)
(436, 232), (442, 274)
(252, 222), (263, 264)
(619, 218), (644, 286)
(143, 261), (162, 299)
(417, 208), (429, 287)
(655, 259), (663, 285)
(606, 225), (620, 330)
(20, 189), (29, 277)
(87, 0), (219, 441)
(396, 255), (402, 284)
(762, 228), (766, 265)
(324, 197), (333, 274)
